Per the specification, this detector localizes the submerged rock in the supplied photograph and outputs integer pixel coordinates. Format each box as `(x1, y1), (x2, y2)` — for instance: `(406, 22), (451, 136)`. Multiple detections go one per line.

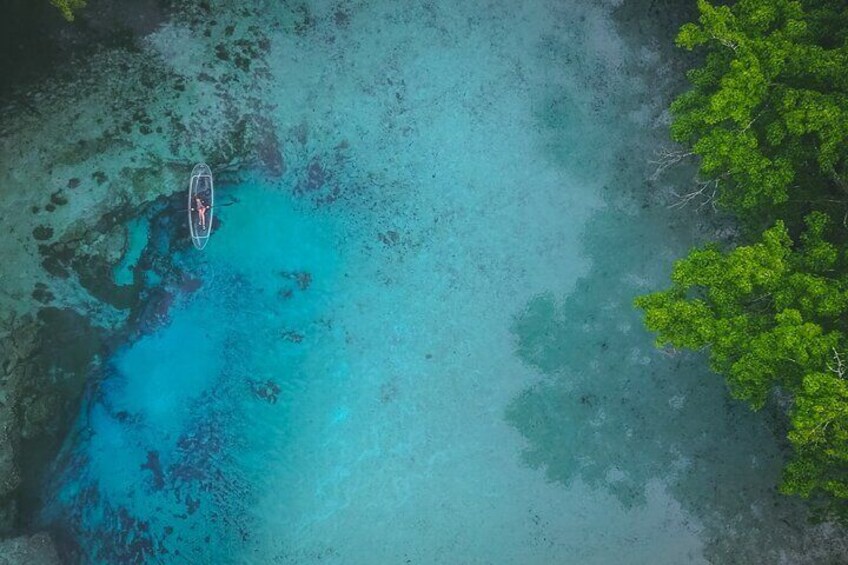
(0, 309), (105, 534)
(248, 379), (281, 404)
(256, 120), (284, 177)
(133, 288), (174, 336)
(0, 532), (60, 565)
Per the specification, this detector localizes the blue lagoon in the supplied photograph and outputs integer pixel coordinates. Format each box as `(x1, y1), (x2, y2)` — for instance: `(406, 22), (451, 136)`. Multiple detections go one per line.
(0, 0), (846, 563)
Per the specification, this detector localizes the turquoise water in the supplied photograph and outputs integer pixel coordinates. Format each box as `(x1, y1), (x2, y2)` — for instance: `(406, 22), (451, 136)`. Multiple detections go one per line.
(28, 0), (848, 563)
(47, 181), (346, 561)
(112, 216), (150, 287)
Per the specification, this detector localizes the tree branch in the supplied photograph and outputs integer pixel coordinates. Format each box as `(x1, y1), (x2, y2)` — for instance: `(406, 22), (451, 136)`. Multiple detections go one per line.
(649, 147), (695, 181)
(668, 178), (719, 211)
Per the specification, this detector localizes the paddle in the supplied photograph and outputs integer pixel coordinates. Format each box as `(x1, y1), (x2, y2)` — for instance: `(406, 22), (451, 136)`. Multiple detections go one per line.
(178, 200), (238, 213)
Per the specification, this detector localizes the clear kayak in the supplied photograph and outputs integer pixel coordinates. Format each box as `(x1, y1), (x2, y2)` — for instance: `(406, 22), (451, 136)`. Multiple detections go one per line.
(188, 163), (214, 250)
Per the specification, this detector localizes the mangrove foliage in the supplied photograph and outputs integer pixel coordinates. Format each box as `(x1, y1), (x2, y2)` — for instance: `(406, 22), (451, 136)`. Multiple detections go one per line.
(637, 0), (848, 518)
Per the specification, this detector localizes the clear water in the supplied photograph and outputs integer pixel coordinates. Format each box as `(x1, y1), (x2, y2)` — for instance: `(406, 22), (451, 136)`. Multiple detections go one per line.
(32, 1), (848, 563)
(112, 216), (150, 286)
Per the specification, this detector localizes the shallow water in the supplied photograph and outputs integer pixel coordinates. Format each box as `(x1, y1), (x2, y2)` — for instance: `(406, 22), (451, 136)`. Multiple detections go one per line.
(16, 0), (848, 563)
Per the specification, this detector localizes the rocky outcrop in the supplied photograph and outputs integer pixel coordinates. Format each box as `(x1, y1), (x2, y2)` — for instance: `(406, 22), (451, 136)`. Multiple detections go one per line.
(0, 315), (34, 532)
(0, 532), (60, 565)
(0, 308), (105, 535)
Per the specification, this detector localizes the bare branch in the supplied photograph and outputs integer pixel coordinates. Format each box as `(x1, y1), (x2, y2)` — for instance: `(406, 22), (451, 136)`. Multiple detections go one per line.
(668, 178), (719, 211)
(649, 147), (695, 181)
(658, 345), (678, 358)
(826, 348), (846, 379)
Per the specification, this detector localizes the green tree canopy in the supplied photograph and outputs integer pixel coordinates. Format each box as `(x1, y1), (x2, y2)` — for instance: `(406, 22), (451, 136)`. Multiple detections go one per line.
(636, 212), (848, 505)
(51, 0), (85, 21)
(671, 0), (848, 212)
(639, 0), (848, 524)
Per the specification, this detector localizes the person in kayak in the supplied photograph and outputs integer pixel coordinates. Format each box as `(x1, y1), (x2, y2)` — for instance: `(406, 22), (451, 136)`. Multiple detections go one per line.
(195, 197), (209, 229)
